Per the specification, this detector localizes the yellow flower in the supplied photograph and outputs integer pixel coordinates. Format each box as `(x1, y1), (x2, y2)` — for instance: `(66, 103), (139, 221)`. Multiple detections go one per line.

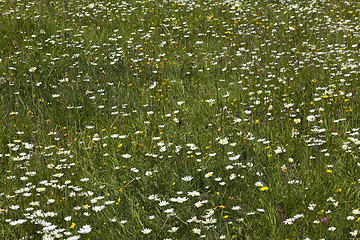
(70, 222), (76, 229)
(260, 186), (269, 191)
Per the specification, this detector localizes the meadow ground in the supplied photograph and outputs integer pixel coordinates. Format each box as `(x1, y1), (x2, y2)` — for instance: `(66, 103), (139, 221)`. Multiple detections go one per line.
(0, 0), (360, 239)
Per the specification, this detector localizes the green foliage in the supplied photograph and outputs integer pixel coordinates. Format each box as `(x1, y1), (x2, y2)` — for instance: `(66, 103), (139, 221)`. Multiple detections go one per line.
(1, 0), (360, 239)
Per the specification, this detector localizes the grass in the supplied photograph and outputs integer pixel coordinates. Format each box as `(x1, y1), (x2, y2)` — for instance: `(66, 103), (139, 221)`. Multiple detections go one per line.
(1, 0), (360, 239)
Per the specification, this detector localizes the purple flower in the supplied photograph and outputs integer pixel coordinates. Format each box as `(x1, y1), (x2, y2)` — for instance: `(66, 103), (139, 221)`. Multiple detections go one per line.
(321, 217), (327, 223)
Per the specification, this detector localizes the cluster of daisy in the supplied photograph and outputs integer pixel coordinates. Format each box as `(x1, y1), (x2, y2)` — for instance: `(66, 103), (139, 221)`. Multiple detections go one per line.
(1, 0), (360, 239)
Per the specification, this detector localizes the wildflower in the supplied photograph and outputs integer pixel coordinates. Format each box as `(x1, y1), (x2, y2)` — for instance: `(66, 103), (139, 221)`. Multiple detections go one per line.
(78, 225), (92, 234)
(9, 219), (27, 225)
(9, 205), (20, 210)
(187, 216), (198, 223)
(141, 228), (152, 234)
(307, 115), (316, 121)
(159, 201), (169, 206)
(308, 203), (316, 210)
(205, 99), (215, 105)
(219, 138), (229, 145)
(350, 230), (358, 236)
(260, 186), (269, 191)
(192, 228), (201, 234)
(195, 201), (204, 208)
(205, 172), (213, 178)
(53, 173), (64, 178)
(182, 176), (193, 181)
(283, 218), (294, 224)
(92, 205), (105, 212)
(69, 222), (76, 229)
(168, 227), (178, 233)
(148, 194), (159, 200)
(188, 191), (200, 197)
(164, 208), (174, 214)
(328, 227), (336, 231)
(29, 201), (39, 206)
(29, 67), (37, 72)
(352, 209), (360, 215)
(66, 236), (80, 240)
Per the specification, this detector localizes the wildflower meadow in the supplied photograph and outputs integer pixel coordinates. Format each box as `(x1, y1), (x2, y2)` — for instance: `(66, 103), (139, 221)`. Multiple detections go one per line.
(1, 0), (360, 239)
